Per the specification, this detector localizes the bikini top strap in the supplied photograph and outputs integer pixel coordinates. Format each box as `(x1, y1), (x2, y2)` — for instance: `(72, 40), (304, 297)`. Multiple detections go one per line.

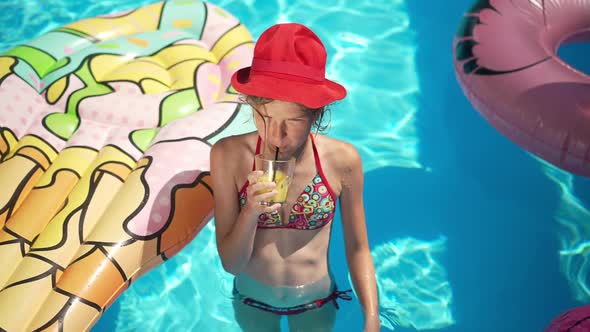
(251, 136), (262, 171)
(310, 134), (323, 175)
(310, 134), (337, 201)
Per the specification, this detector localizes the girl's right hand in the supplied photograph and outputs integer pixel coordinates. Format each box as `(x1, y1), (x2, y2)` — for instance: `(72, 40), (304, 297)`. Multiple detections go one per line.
(243, 170), (282, 215)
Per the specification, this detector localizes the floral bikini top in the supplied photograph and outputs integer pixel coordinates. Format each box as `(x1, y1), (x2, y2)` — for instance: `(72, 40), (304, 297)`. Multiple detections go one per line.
(238, 134), (336, 230)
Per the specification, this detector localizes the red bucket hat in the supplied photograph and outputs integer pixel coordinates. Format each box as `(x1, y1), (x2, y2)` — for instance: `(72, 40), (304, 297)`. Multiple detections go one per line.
(231, 23), (347, 109)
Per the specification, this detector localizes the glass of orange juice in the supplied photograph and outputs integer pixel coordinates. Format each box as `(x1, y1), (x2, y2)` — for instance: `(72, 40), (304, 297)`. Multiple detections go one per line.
(254, 154), (295, 205)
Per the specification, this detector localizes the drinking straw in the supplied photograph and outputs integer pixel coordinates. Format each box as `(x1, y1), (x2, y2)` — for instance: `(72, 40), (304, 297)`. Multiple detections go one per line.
(272, 147), (279, 182)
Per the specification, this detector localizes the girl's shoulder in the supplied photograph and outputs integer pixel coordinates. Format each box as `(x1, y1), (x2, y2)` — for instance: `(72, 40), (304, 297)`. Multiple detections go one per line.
(315, 134), (360, 166)
(211, 132), (258, 193)
(314, 134), (362, 181)
(212, 131), (258, 157)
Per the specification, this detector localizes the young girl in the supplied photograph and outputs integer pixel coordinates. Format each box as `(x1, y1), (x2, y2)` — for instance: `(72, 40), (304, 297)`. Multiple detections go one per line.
(210, 23), (379, 332)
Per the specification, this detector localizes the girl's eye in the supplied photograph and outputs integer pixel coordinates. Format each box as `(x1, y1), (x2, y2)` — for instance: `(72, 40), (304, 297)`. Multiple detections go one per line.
(256, 114), (304, 124)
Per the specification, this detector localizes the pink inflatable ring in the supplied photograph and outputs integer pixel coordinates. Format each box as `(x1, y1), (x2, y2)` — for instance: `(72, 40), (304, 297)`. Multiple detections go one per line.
(453, 0), (590, 177)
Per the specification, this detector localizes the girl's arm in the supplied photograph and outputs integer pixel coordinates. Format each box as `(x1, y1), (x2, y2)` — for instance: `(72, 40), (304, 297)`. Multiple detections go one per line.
(338, 143), (380, 330)
(210, 137), (280, 275)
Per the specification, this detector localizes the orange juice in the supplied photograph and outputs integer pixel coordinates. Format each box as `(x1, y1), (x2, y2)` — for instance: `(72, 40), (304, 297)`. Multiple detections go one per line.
(258, 170), (289, 203)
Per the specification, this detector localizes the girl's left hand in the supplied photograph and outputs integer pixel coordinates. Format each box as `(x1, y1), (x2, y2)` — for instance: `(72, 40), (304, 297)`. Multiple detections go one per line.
(363, 315), (381, 332)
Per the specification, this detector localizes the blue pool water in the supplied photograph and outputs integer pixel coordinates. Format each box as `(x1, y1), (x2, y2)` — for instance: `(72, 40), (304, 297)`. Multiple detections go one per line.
(2, 0), (590, 331)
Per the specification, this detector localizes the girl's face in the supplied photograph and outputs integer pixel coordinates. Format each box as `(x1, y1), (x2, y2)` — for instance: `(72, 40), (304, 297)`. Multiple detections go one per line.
(252, 100), (313, 158)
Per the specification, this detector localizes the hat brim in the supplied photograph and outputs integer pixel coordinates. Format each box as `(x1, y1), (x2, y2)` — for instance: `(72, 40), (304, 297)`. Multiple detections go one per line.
(230, 67), (346, 109)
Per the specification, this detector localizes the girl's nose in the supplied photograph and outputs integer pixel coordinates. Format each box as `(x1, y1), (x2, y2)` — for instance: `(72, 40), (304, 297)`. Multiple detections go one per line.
(266, 119), (286, 146)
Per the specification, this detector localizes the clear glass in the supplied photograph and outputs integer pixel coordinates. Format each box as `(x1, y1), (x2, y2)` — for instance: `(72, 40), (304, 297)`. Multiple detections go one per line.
(254, 154), (296, 205)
